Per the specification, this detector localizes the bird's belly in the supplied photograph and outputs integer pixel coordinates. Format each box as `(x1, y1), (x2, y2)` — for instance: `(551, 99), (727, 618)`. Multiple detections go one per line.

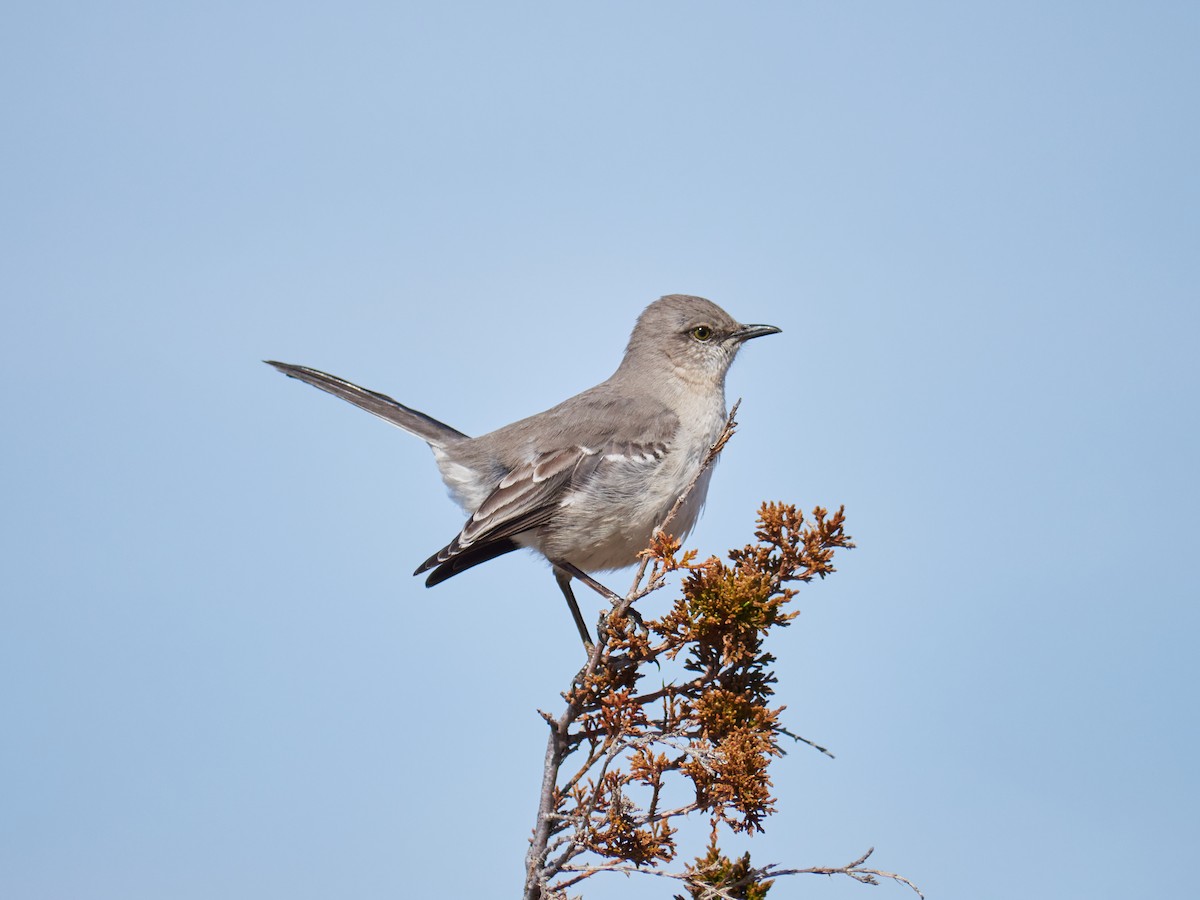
(535, 445), (717, 573)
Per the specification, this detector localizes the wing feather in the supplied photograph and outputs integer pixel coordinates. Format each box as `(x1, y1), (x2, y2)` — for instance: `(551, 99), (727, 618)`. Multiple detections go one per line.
(413, 439), (668, 576)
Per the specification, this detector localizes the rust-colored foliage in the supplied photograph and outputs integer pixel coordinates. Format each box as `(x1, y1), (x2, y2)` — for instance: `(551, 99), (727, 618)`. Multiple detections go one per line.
(682, 836), (774, 900)
(530, 503), (854, 898)
(581, 773), (676, 866)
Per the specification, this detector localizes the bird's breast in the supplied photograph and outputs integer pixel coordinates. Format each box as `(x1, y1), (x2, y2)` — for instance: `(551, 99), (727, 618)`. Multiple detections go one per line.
(538, 395), (727, 572)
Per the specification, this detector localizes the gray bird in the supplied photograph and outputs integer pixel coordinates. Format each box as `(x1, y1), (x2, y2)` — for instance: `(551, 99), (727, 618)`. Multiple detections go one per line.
(266, 294), (780, 645)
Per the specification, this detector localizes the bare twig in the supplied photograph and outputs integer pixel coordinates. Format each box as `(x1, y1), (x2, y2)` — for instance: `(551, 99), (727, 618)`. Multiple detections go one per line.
(761, 847), (925, 898)
(774, 724), (836, 759)
(556, 847), (924, 899)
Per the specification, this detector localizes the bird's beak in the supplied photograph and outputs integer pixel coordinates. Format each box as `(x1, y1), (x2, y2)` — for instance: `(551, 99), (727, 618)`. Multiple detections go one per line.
(733, 323), (782, 342)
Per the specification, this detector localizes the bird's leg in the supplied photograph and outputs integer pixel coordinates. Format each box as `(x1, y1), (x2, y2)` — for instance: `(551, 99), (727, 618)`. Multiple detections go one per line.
(553, 562), (646, 638)
(554, 568), (594, 648)
(555, 561), (622, 603)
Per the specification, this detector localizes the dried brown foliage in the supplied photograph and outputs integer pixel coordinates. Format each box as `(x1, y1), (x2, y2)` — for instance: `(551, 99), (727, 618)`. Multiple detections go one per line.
(683, 836), (774, 900)
(522, 412), (919, 900)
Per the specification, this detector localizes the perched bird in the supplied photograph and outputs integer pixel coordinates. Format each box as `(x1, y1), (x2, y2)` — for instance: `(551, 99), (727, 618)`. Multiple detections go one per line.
(267, 294), (780, 644)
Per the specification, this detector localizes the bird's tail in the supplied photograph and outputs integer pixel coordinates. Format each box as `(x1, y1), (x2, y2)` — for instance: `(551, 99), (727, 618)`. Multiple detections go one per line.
(265, 361), (468, 449)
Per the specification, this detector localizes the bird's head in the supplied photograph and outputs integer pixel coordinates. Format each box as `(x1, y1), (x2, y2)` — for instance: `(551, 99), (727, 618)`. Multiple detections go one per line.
(621, 294), (781, 386)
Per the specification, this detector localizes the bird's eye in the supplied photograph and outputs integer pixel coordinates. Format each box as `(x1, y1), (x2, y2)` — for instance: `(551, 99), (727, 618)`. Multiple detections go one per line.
(691, 325), (713, 342)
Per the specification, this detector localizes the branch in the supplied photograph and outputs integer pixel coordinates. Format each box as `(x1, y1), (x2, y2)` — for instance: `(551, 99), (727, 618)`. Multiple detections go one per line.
(761, 847), (925, 898)
(774, 724), (836, 759)
(556, 847), (924, 899)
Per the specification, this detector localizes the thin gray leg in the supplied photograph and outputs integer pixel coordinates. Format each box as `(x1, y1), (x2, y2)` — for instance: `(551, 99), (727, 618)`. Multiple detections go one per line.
(554, 568), (594, 647)
(554, 561), (622, 604)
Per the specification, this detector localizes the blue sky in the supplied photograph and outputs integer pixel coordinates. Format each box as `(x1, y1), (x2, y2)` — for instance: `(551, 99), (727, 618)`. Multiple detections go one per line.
(3, 3), (1197, 898)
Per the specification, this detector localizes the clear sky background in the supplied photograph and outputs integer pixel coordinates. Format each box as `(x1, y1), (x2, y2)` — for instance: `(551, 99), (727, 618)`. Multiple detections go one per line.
(3, 3), (1197, 898)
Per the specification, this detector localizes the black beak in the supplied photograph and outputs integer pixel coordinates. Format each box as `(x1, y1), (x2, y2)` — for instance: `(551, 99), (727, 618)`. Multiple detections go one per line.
(733, 323), (782, 342)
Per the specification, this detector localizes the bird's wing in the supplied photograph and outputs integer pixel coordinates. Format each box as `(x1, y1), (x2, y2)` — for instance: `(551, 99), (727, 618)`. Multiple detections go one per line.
(413, 438), (670, 578)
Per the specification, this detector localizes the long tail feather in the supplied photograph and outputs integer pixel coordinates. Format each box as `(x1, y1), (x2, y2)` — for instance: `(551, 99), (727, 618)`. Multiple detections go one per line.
(265, 361), (468, 448)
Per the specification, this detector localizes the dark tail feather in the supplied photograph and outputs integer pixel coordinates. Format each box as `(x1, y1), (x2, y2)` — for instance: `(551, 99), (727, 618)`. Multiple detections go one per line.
(265, 360), (468, 448)
(418, 538), (521, 587)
